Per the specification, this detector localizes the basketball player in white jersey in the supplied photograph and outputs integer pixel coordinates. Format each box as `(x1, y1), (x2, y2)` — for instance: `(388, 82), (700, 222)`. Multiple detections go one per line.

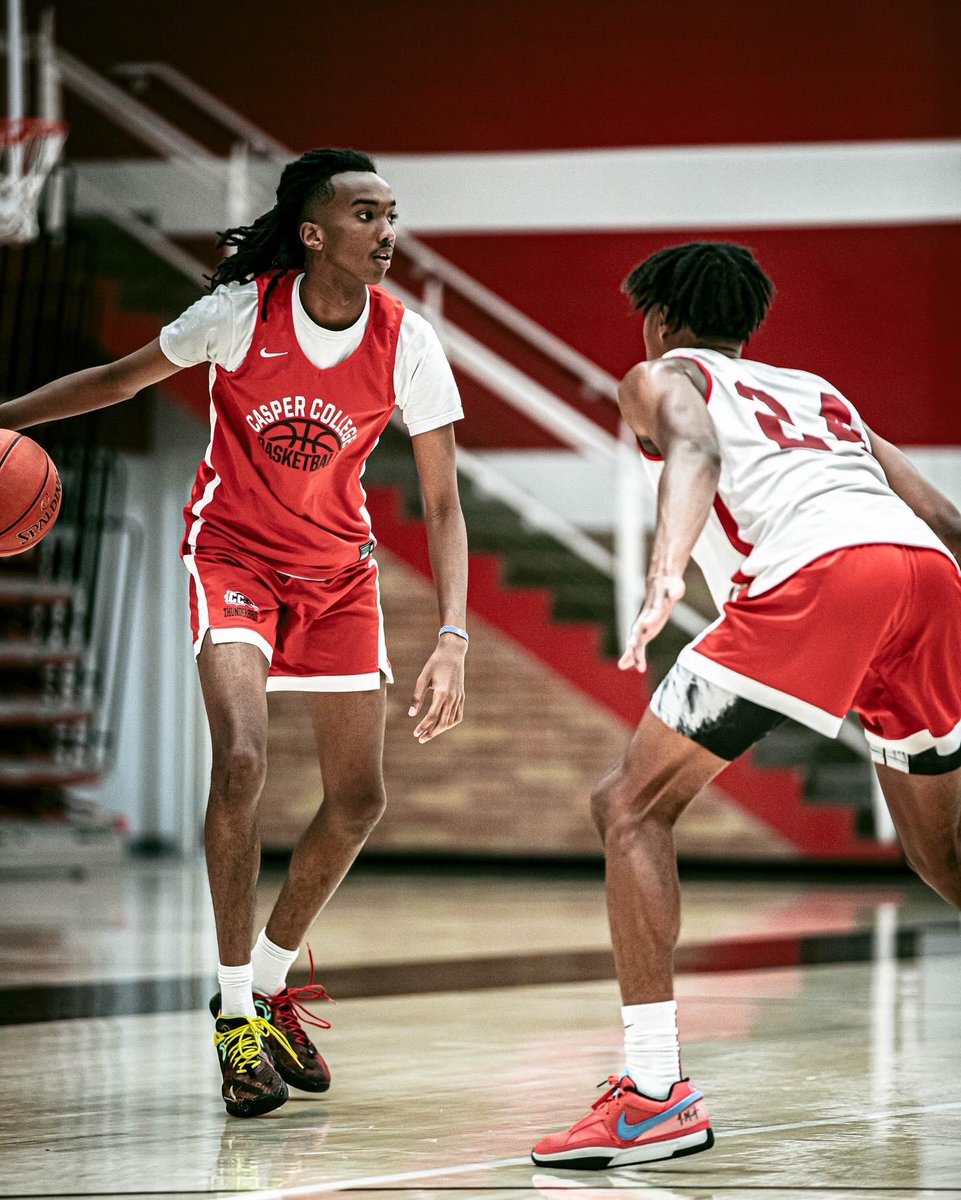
(532, 241), (961, 1169)
(1, 149), (468, 1118)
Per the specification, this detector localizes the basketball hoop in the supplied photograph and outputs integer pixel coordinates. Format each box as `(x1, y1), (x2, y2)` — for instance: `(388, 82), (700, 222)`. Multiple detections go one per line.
(0, 117), (67, 244)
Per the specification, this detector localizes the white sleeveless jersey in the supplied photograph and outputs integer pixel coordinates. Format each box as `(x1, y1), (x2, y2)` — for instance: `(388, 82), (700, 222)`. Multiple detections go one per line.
(639, 347), (951, 611)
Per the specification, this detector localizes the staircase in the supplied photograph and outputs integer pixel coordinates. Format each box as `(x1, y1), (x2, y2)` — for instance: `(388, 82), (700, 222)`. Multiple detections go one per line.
(25, 33), (896, 862)
(0, 233), (136, 870)
(75, 194), (896, 863)
(359, 425), (896, 861)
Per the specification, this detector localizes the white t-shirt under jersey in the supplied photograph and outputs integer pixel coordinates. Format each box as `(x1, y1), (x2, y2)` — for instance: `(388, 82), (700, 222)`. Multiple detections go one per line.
(159, 275), (463, 437)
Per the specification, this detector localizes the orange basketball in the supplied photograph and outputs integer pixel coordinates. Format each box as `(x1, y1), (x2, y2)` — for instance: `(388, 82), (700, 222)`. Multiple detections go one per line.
(0, 429), (62, 556)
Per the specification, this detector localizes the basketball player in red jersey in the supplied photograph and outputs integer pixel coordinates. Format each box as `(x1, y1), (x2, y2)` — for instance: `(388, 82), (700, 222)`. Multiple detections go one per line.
(532, 242), (961, 1169)
(0, 149), (468, 1118)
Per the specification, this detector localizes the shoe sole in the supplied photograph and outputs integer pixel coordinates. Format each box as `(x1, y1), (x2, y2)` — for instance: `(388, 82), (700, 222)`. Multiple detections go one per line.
(275, 1063), (331, 1093)
(224, 1085), (290, 1119)
(531, 1126), (714, 1170)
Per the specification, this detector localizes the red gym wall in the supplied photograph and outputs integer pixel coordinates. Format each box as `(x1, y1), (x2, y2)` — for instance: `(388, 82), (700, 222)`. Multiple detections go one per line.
(43, 0), (961, 446)
(44, 0), (960, 858)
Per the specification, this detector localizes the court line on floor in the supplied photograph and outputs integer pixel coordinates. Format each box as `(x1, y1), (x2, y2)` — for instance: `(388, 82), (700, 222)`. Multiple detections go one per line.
(229, 1099), (961, 1198)
(3, 922), (959, 1025)
(8, 1102), (961, 1196)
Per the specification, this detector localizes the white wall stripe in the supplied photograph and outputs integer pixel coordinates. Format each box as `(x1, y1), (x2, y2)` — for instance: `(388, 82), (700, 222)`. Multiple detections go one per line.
(379, 140), (961, 232)
(78, 140), (961, 235)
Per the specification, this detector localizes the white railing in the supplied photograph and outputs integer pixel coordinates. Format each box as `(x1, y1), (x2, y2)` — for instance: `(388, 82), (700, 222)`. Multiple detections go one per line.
(89, 57), (888, 836)
(391, 280), (707, 640)
(27, 38), (665, 644)
(7, 34), (890, 837)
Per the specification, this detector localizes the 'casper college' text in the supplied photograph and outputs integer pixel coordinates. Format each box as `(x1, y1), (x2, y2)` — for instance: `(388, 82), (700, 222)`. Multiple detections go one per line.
(246, 397), (359, 472)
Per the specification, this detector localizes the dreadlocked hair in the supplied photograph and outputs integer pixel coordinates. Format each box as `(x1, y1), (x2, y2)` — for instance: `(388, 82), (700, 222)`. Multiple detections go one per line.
(208, 147), (377, 312)
(622, 242), (775, 343)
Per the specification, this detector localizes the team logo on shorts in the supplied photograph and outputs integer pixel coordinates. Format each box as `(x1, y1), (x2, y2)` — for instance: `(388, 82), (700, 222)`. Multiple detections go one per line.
(223, 590), (260, 620)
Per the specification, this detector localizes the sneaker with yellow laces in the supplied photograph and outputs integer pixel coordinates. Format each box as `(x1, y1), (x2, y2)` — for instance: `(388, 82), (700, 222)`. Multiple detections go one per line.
(212, 1013), (298, 1118)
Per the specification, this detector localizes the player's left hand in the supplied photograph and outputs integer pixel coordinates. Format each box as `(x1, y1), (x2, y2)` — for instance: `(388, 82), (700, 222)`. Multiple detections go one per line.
(408, 640), (466, 743)
(618, 574), (686, 673)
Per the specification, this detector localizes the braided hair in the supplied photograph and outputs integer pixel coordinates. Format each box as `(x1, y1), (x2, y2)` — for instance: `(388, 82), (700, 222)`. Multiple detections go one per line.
(208, 147), (377, 312)
(622, 242), (775, 342)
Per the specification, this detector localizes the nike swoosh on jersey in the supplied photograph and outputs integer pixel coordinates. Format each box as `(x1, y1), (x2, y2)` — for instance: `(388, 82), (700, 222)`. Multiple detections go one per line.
(616, 1091), (702, 1141)
(260, 348), (288, 358)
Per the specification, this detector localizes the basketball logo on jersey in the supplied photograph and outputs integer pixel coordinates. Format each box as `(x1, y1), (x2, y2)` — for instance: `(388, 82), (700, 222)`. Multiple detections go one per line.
(246, 396), (358, 472)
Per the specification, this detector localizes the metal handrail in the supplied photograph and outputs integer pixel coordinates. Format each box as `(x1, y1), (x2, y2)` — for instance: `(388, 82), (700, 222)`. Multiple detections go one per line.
(74, 176), (210, 285)
(395, 235), (619, 402)
(9, 39), (889, 844)
(51, 47), (221, 178)
(107, 62), (621, 407)
(112, 62), (289, 156)
(42, 46), (708, 645)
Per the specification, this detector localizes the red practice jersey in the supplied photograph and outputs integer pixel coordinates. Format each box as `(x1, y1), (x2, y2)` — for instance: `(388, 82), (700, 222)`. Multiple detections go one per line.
(182, 272), (404, 575)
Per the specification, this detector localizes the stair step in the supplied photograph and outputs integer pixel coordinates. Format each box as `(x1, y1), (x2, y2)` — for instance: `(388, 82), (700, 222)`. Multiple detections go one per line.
(0, 641), (84, 668)
(503, 555), (610, 584)
(0, 760), (102, 788)
(804, 763), (873, 807)
(0, 698), (92, 727)
(0, 817), (125, 871)
(468, 526), (573, 555)
(0, 577), (77, 606)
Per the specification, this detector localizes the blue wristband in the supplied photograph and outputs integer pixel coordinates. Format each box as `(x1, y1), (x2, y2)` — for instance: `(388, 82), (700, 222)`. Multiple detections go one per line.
(439, 624), (469, 644)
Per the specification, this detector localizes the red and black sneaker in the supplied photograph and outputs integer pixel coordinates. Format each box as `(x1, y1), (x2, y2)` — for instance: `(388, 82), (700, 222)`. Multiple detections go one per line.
(255, 949), (334, 1093)
(212, 1013), (293, 1118)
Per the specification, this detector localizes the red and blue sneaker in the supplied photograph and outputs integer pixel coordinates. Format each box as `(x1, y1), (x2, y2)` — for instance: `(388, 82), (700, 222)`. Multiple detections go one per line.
(531, 1074), (713, 1170)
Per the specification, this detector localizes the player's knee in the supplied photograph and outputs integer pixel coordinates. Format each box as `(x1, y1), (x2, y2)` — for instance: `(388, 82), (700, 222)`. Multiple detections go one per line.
(589, 776), (620, 836)
(328, 782), (387, 834)
(917, 865), (961, 909)
(211, 741), (267, 803)
(904, 844), (961, 910)
(590, 775), (662, 842)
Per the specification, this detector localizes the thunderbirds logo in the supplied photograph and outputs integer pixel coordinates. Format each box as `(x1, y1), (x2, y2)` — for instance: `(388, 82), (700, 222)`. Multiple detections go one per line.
(223, 589), (261, 620)
(246, 396), (358, 471)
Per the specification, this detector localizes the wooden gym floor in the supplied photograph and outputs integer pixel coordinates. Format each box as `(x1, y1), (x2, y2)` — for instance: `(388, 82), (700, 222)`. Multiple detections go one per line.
(0, 859), (959, 1200)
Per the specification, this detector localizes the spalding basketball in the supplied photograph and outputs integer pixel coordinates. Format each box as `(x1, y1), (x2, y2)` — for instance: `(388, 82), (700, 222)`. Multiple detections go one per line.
(0, 430), (62, 557)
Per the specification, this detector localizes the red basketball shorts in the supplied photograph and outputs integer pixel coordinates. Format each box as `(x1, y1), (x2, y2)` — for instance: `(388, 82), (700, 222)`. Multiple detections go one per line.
(669, 545), (961, 773)
(183, 547), (392, 691)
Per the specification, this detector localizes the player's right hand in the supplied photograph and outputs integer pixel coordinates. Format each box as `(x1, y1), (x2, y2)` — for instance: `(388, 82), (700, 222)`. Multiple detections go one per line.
(618, 574), (686, 672)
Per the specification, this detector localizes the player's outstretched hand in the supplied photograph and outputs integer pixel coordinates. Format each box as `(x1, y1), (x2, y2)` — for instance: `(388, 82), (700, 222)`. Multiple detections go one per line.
(408, 641), (467, 743)
(618, 574), (687, 673)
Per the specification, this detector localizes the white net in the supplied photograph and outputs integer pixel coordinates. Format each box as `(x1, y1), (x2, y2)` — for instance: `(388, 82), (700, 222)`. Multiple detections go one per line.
(0, 119), (67, 244)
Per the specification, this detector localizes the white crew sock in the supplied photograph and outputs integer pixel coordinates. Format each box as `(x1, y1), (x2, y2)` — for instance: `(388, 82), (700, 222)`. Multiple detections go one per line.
(217, 962), (256, 1019)
(251, 927), (300, 997)
(621, 1000), (682, 1100)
